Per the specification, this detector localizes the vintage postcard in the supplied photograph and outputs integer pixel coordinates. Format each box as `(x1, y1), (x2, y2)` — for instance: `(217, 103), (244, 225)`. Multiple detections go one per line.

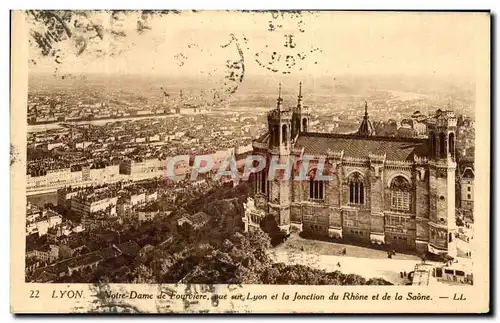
(10, 10), (490, 314)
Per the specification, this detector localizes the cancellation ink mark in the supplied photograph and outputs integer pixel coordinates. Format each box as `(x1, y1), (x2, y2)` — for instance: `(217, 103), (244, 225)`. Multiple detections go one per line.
(26, 10), (166, 79)
(81, 282), (145, 314)
(255, 11), (322, 74)
(173, 32), (245, 108)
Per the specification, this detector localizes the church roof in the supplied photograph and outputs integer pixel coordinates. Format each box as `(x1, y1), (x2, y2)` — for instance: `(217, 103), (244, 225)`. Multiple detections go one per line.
(357, 101), (376, 137)
(254, 130), (428, 161)
(294, 132), (428, 161)
(357, 118), (376, 136)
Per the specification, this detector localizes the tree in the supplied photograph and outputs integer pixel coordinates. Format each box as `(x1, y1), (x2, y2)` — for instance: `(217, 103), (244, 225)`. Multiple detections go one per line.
(366, 278), (393, 285)
(260, 264), (392, 285)
(131, 264), (155, 284)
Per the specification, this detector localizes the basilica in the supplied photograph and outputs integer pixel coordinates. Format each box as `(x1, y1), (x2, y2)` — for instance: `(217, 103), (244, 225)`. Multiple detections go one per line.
(244, 83), (458, 257)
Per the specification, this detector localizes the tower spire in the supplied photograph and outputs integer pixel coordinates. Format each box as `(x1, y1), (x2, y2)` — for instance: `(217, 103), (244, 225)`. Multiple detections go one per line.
(297, 81), (303, 108)
(277, 83), (283, 110)
(357, 100), (375, 137)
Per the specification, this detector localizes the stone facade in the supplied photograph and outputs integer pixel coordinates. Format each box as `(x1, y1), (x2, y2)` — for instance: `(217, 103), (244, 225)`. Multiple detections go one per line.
(245, 86), (458, 257)
(460, 167), (475, 217)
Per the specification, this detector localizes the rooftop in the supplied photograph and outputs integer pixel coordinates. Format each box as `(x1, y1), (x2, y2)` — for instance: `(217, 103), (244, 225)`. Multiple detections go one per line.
(356, 101), (376, 137)
(294, 132), (428, 161)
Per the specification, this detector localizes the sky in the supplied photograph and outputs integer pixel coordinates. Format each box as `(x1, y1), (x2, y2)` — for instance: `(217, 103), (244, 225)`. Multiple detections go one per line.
(27, 11), (489, 81)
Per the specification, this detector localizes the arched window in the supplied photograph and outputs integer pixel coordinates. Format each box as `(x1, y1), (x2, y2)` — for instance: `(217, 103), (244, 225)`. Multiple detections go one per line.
(348, 173), (364, 205)
(439, 132), (446, 158)
(309, 169), (325, 200)
(282, 124), (288, 143)
(302, 118), (308, 132)
(448, 133), (455, 158)
(430, 132), (436, 158)
(390, 176), (411, 212)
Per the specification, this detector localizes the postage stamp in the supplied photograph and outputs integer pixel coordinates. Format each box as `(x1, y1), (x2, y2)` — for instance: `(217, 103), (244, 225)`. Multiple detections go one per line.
(10, 10), (490, 314)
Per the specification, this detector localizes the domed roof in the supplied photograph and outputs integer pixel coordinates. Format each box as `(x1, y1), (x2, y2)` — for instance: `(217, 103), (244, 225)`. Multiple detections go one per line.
(357, 101), (376, 137)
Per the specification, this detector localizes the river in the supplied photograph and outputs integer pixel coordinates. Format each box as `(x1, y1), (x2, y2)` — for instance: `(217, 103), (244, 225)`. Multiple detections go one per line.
(27, 191), (58, 207)
(27, 114), (178, 133)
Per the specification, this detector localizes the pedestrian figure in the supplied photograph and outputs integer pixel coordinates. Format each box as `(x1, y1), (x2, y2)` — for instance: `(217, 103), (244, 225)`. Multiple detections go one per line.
(301, 246), (304, 252)
(404, 271), (407, 277)
(337, 262), (341, 267)
(342, 248), (347, 255)
(400, 271), (403, 278)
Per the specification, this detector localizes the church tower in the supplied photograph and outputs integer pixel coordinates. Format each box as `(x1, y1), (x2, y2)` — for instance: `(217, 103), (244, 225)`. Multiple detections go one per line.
(292, 82), (311, 139)
(268, 83), (292, 153)
(357, 101), (376, 136)
(266, 83), (292, 233)
(427, 109), (457, 257)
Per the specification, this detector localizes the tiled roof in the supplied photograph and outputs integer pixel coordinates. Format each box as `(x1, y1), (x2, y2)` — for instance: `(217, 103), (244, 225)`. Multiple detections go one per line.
(294, 132), (428, 161)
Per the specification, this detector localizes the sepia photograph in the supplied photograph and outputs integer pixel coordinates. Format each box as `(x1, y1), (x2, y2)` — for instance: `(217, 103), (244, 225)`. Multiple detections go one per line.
(10, 9), (490, 313)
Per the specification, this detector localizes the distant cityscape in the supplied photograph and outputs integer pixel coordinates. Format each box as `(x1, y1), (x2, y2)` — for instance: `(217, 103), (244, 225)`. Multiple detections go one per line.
(25, 74), (475, 286)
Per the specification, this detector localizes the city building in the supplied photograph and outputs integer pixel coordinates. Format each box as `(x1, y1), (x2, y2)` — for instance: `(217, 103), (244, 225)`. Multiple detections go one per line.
(245, 83), (459, 257)
(137, 210), (160, 222)
(26, 203), (63, 236)
(57, 188), (80, 211)
(119, 158), (167, 180)
(27, 164), (122, 195)
(27, 168), (72, 193)
(26, 244), (59, 263)
(81, 212), (121, 231)
(409, 262), (473, 285)
(70, 191), (118, 218)
(460, 167), (475, 217)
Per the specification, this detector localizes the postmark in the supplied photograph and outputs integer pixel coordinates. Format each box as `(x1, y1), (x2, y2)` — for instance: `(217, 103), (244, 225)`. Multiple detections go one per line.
(253, 11), (323, 75)
(26, 10), (179, 79)
(173, 32), (246, 107)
